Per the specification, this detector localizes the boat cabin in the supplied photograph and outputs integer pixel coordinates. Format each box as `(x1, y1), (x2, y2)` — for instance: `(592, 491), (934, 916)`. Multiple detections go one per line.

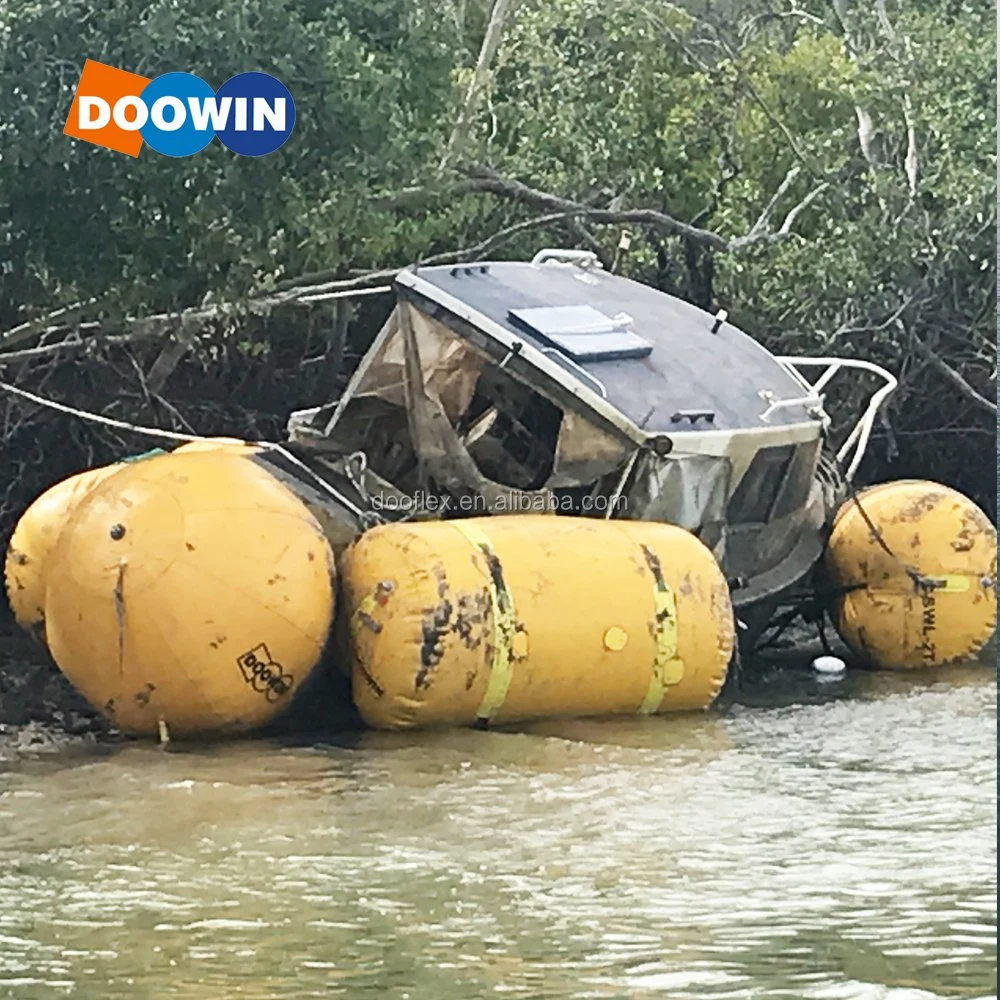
(286, 250), (852, 626)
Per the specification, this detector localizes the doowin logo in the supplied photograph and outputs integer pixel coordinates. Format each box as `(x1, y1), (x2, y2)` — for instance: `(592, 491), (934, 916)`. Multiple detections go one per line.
(63, 59), (295, 158)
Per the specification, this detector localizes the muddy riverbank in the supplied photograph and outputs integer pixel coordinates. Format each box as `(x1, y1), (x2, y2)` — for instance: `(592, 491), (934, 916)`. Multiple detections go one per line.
(0, 627), (364, 744)
(0, 634), (105, 736)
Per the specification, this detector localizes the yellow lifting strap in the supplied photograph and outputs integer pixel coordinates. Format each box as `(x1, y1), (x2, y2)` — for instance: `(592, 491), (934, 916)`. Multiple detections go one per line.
(927, 574), (973, 593)
(639, 574), (685, 715)
(868, 571), (980, 596)
(451, 521), (517, 723)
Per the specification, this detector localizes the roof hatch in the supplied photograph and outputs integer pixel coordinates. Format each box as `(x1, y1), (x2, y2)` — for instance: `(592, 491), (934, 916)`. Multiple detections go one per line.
(507, 305), (653, 362)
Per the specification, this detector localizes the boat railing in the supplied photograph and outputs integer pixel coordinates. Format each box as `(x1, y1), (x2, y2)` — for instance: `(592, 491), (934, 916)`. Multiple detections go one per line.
(757, 388), (827, 424)
(775, 356), (898, 481)
(530, 248), (603, 268)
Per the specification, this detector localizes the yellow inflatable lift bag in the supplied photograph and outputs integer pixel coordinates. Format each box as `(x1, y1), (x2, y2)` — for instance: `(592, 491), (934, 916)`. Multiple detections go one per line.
(43, 449), (336, 737)
(825, 479), (997, 670)
(342, 516), (735, 730)
(4, 464), (124, 639)
(3, 440), (258, 641)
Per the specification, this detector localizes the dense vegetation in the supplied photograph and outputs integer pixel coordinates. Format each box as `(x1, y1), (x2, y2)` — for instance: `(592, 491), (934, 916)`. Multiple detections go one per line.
(0, 0), (995, 634)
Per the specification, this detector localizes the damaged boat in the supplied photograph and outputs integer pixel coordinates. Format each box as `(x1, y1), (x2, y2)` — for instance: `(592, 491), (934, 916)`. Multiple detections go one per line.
(6, 248), (995, 736)
(283, 247), (900, 652)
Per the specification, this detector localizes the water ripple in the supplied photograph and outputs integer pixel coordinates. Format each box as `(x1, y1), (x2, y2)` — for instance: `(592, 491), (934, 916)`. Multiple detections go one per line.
(0, 668), (994, 999)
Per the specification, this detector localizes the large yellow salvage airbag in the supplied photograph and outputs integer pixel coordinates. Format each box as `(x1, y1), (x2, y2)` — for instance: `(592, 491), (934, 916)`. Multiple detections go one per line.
(342, 516), (735, 730)
(43, 450), (336, 736)
(825, 479), (997, 669)
(4, 464), (123, 638)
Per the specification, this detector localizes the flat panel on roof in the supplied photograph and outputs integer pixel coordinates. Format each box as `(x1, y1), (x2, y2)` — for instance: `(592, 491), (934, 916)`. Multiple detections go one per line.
(508, 305), (653, 361)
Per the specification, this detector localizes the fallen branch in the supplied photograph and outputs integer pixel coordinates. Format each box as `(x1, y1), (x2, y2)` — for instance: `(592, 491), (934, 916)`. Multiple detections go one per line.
(0, 299), (100, 351)
(388, 163), (825, 254)
(0, 283), (380, 355)
(1, 163), (830, 352)
(275, 266), (403, 293)
(455, 163), (731, 250)
(121, 350), (197, 432)
(0, 329), (170, 366)
(281, 211), (609, 301)
(143, 337), (192, 395)
(294, 285), (393, 304)
(0, 300), (257, 354)
(442, 210), (608, 261)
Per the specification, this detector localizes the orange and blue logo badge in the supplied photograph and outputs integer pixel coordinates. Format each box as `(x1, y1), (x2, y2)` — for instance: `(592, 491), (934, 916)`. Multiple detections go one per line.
(63, 59), (295, 158)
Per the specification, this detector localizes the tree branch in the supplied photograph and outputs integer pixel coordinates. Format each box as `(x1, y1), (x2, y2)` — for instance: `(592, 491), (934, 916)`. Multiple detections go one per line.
(737, 166), (801, 243)
(777, 182), (829, 234)
(739, 9), (825, 48)
(457, 164), (730, 249)
(0, 161), (830, 355)
(729, 171), (828, 250)
(738, 74), (811, 167)
(439, 0), (522, 171)
(908, 323), (996, 415)
(0, 299), (100, 351)
(902, 96), (918, 198)
(830, 294), (920, 340)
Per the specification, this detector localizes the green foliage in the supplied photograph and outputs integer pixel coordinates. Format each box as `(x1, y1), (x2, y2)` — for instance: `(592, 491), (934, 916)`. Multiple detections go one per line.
(0, 0), (994, 509)
(0, 0), (457, 319)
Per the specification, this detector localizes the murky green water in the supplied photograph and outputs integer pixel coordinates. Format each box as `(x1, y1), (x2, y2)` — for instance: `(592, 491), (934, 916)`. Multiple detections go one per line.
(0, 666), (995, 1000)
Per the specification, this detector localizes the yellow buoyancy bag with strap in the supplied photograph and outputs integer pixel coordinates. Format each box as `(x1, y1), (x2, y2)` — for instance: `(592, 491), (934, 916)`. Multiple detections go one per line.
(824, 479), (997, 669)
(341, 515), (735, 730)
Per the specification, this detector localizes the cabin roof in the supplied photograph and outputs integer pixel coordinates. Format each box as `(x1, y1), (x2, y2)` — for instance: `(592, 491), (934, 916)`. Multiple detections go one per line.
(400, 261), (818, 434)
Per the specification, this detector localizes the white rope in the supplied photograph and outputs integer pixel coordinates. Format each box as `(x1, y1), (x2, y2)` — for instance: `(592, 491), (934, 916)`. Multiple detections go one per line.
(0, 380), (207, 443)
(0, 378), (380, 524)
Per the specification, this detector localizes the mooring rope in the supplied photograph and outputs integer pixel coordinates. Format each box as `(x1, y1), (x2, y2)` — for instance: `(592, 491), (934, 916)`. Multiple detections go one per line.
(843, 481), (937, 592)
(0, 380), (206, 443)
(0, 378), (934, 588)
(0, 379), (382, 525)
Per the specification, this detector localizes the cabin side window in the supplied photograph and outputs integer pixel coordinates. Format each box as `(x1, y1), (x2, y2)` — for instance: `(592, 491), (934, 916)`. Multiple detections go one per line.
(319, 302), (639, 513)
(771, 439), (820, 519)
